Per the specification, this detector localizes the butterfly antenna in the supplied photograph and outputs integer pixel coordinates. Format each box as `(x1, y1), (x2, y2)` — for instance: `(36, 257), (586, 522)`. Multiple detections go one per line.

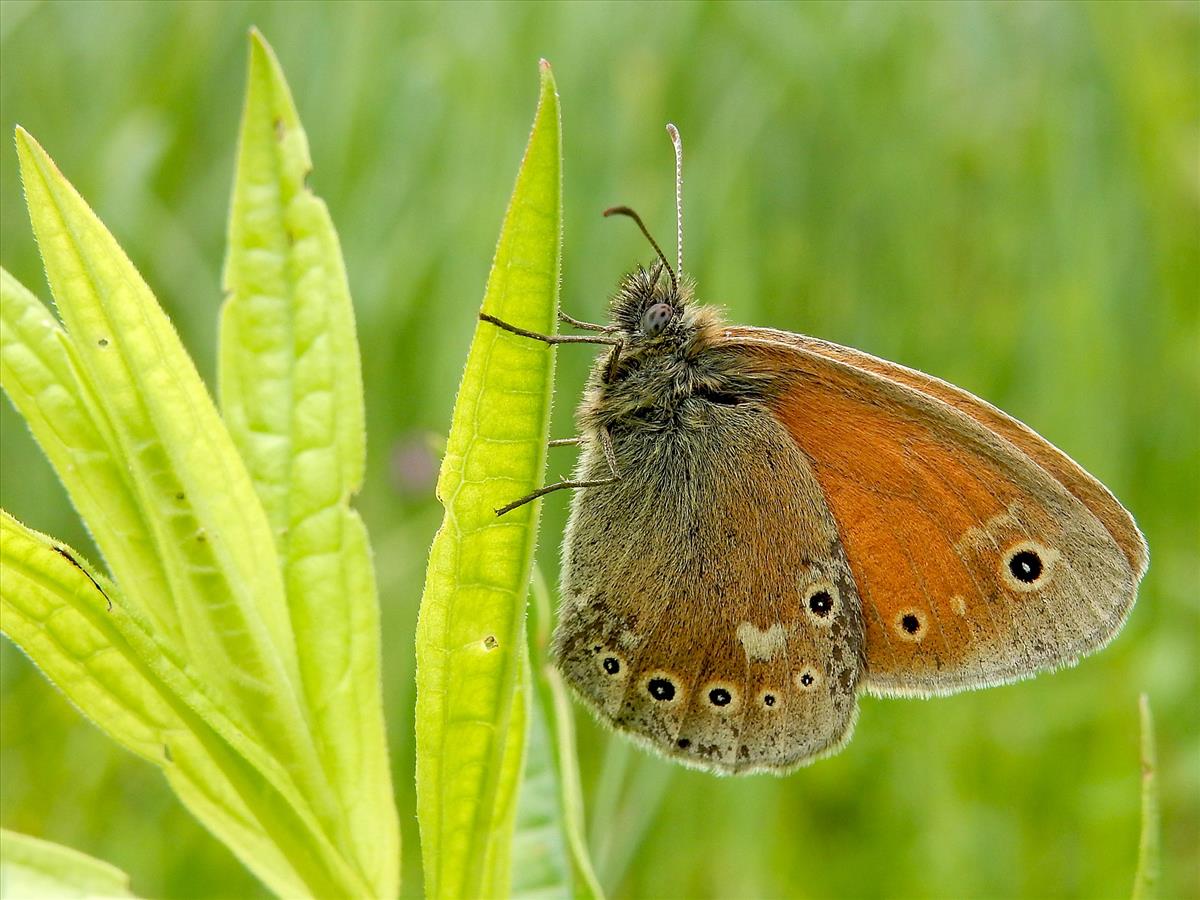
(602, 205), (678, 294)
(667, 123), (683, 278)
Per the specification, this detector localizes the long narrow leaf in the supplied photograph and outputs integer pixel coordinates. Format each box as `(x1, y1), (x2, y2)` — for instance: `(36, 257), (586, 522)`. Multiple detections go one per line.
(415, 61), (562, 900)
(481, 643), (532, 899)
(0, 512), (364, 898)
(511, 666), (572, 900)
(15, 128), (335, 824)
(0, 269), (178, 643)
(0, 829), (134, 899)
(526, 569), (605, 899)
(219, 30), (397, 898)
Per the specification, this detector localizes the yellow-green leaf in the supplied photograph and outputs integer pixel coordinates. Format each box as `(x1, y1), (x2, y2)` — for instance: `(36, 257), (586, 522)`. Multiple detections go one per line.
(0, 512), (362, 898)
(415, 61), (561, 900)
(0, 829), (135, 899)
(15, 126), (333, 821)
(0, 269), (178, 642)
(511, 666), (571, 900)
(482, 643), (532, 899)
(515, 568), (605, 900)
(219, 30), (397, 898)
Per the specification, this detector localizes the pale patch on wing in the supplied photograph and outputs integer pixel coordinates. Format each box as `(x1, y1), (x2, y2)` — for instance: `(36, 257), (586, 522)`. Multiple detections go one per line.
(955, 501), (1024, 553)
(736, 621), (787, 663)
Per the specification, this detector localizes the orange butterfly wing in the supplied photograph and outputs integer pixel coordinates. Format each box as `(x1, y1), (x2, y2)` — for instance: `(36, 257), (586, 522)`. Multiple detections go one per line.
(721, 327), (1147, 696)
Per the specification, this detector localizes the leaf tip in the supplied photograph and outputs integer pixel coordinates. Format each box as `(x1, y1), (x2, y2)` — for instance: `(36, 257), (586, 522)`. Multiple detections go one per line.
(12, 126), (52, 186)
(538, 58), (558, 92)
(247, 25), (283, 77)
(248, 28), (268, 62)
(13, 124), (36, 160)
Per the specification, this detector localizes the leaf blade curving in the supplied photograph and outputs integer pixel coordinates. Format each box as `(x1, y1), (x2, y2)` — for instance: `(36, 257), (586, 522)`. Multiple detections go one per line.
(14, 125), (334, 825)
(0, 512), (363, 898)
(0, 828), (135, 899)
(415, 61), (562, 900)
(219, 30), (398, 898)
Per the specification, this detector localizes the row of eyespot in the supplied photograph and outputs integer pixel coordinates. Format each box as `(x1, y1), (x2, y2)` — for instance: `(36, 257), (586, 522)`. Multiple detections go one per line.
(600, 654), (821, 708)
(805, 548), (1047, 638)
(589, 546), (1048, 697)
(802, 548), (1046, 615)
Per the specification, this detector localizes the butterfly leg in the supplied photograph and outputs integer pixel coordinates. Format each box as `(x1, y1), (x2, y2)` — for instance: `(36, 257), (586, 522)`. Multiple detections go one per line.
(558, 310), (618, 333)
(602, 343), (624, 383)
(480, 310), (627, 382)
(496, 427), (619, 517)
(479, 312), (620, 348)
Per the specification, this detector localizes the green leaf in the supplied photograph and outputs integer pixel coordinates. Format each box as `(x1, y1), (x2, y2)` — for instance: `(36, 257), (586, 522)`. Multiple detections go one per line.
(219, 30), (398, 899)
(534, 573), (605, 899)
(0, 269), (178, 642)
(511, 662), (570, 900)
(415, 60), (561, 900)
(1132, 693), (1160, 900)
(0, 512), (362, 898)
(516, 567), (605, 900)
(481, 642), (531, 899)
(13, 127), (335, 811)
(0, 828), (135, 899)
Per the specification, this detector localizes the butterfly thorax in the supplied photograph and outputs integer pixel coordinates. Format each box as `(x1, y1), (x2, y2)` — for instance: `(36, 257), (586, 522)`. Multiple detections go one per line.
(578, 266), (778, 430)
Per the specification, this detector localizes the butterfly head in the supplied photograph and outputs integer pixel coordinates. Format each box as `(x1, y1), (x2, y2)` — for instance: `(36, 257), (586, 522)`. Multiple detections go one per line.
(607, 261), (698, 345)
(602, 205), (710, 353)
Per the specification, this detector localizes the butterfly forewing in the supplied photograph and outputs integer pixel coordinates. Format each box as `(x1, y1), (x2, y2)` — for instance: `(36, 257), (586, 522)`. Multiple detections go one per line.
(721, 328), (1144, 696)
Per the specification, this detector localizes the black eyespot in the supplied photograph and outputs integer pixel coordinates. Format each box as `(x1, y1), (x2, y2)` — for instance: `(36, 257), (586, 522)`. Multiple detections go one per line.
(602, 657), (620, 675)
(648, 677), (676, 701)
(97, 338), (109, 347)
(808, 590), (833, 617)
(676, 738), (691, 749)
(901, 614), (921, 635)
(708, 688), (732, 707)
(1009, 550), (1043, 584)
(800, 672), (814, 687)
(640, 302), (675, 337)
(763, 694), (776, 707)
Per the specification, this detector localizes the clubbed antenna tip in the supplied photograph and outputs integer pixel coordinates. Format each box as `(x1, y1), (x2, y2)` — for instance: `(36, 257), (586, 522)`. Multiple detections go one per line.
(666, 123), (683, 278)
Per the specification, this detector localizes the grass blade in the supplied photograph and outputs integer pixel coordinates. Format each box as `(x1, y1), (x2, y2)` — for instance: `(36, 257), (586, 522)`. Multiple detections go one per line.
(511, 663), (570, 900)
(1132, 693), (1160, 900)
(0, 828), (134, 899)
(516, 567), (605, 900)
(414, 60), (561, 899)
(219, 30), (398, 898)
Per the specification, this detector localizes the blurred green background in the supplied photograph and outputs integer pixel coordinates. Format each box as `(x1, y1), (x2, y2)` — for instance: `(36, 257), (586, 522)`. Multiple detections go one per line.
(2, 2), (1197, 898)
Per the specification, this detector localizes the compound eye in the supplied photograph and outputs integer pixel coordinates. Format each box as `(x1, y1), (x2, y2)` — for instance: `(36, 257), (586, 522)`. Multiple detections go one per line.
(641, 303), (675, 337)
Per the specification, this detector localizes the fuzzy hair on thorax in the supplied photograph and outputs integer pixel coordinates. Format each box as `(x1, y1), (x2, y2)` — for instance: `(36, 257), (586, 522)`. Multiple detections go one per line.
(579, 262), (778, 430)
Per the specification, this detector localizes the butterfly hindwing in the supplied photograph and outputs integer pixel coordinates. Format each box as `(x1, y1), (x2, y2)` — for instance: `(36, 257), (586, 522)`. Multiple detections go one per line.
(554, 400), (864, 773)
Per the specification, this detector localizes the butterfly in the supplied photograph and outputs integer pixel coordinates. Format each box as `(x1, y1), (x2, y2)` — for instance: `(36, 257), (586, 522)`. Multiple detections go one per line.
(481, 125), (1147, 774)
